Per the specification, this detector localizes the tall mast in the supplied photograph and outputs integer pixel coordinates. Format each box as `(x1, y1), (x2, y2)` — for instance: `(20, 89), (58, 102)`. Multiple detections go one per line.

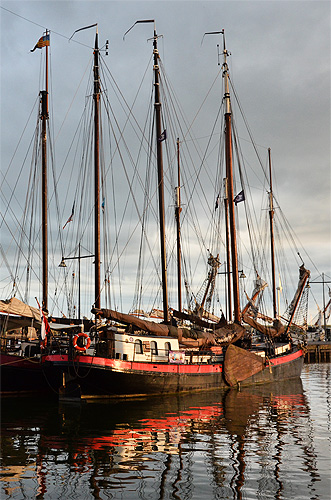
(268, 148), (277, 319)
(223, 178), (232, 320)
(124, 20), (168, 322)
(153, 29), (169, 323)
(69, 23), (100, 312)
(93, 29), (101, 310)
(175, 138), (182, 312)
(222, 35), (240, 323)
(41, 30), (49, 312)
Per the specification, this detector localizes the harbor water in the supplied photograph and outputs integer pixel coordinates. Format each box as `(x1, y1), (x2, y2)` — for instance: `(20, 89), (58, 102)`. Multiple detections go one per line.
(1, 363), (330, 499)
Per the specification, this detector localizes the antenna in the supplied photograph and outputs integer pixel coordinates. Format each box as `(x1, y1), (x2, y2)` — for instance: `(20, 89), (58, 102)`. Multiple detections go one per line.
(202, 30), (230, 67)
(69, 24), (108, 56)
(201, 29), (224, 45)
(123, 19), (155, 40)
(69, 23), (98, 41)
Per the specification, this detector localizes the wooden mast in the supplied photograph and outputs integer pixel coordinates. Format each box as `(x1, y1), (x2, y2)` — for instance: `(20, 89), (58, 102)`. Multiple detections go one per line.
(93, 28), (101, 310)
(175, 138), (182, 312)
(123, 20), (169, 322)
(153, 28), (169, 323)
(268, 148), (277, 319)
(224, 178), (232, 320)
(222, 35), (240, 323)
(41, 30), (49, 312)
(69, 23), (100, 312)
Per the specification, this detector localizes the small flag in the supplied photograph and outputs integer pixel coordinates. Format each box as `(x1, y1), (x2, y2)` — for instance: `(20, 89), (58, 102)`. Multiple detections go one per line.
(158, 130), (167, 142)
(215, 194), (220, 210)
(63, 201), (75, 229)
(31, 34), (50, 52)
(35, 298), (50, 340)
(234, 190), (245, 206)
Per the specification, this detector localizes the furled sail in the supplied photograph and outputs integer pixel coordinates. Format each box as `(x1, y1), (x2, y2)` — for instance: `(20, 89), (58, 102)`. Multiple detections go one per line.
(242, 314), (285, 337)
(92, 308), (170, 336)
(241, 276), (285, 337)
(0, 297), (41, 321)
(92, 307), (226, 348)
(172, 308), (227, 330)
(287, 265), (310, 318)
(0, 297), (41, 333)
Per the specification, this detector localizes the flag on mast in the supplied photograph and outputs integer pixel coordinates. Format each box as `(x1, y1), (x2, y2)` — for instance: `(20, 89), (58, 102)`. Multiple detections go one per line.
(63, 202), (75, 229)
(31, 34), (50, 52)
(158, 130), (167, 142)
(234, 190), (245, 206)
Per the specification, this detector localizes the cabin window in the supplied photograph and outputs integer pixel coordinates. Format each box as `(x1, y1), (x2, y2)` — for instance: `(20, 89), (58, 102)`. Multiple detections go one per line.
(134, 339), (143, 354)
(123, 353), (128, 361)
(143, 341), (151, 352)
(115, 352), (121, 360)
(151, 341), (158, 356)
(164, 342), (171, 356)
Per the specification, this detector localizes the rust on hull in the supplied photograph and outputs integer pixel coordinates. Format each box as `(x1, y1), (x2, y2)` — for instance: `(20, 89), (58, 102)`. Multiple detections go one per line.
(223, 344), (264, 386)
(224, 344), (304, 388)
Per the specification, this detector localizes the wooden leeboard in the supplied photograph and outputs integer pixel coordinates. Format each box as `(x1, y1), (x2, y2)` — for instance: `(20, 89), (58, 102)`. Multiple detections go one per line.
(224, 344), (264, 386)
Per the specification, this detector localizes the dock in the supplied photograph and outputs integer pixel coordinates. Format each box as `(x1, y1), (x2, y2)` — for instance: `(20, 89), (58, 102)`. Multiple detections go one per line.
(304, 341), (331, 363)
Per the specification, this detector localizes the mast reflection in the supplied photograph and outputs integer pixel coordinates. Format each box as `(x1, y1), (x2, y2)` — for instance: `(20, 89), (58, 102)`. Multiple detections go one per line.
(1, 379), (321, 499)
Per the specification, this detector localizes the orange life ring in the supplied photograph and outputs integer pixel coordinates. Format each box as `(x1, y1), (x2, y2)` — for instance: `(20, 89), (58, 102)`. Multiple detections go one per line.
(73, 332), (91, 352)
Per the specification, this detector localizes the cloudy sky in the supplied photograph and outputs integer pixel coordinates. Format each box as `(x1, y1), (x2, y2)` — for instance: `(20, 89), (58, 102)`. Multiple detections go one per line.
(1, 0), (330, 320)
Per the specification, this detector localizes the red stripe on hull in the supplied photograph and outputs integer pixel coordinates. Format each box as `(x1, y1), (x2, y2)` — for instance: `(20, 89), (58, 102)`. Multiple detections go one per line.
(269, 349), (303, 366)
(45, 355), (223, 374)
(44, 348), (304, 397)
(239, 349), (304, 387)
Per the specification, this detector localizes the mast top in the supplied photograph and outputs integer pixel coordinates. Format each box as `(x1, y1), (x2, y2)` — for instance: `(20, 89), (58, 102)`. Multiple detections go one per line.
(221, 33), (231, 115)
(123, 19), (155, 40)
(69, 23), (98, 41)
(201, 29), (224, 45)
(202, 30), (231, 114)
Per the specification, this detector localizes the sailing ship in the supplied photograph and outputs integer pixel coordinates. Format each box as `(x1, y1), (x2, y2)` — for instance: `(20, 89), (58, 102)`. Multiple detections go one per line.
(40, 24), (309, 399)
(0, 32), (55, 395)
(1, 25), (309, 397)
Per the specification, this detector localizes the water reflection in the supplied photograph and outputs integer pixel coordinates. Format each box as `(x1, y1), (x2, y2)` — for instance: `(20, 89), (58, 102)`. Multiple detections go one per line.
(1, 375), (327, 500)
(223, 380), (320, 500)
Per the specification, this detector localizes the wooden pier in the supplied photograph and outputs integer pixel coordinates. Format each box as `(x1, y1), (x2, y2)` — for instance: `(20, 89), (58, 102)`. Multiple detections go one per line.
(304, 341), (331, 363)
